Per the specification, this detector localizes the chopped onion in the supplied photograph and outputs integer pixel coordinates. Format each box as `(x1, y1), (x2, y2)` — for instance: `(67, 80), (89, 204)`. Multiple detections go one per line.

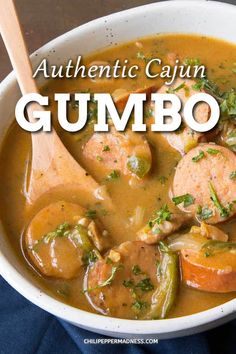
(226, 136), (236, 146)
(94, 185), (108, 201)
(129, 205), (145, 228)
(167, 233), (206, 252)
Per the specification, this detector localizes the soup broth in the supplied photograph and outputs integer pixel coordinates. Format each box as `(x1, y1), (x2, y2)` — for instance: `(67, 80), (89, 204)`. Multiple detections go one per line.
(0, 34), (236, 319)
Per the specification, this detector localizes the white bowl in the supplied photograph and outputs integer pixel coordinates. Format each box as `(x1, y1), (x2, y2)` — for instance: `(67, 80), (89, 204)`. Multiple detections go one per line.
(0, 0), (236, 339)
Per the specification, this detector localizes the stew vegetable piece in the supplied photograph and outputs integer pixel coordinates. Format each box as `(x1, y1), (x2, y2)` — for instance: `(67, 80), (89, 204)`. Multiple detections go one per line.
(156, 78), (211, 155)
(172, 144), (236, 223)
(83, 127), (152, 179)
(25, 201), (109, 279)
(181, 242), (236, 293)
(146, 242), (179, 319)
(0, 33), (236, 320)
(84, 241), (160, 318)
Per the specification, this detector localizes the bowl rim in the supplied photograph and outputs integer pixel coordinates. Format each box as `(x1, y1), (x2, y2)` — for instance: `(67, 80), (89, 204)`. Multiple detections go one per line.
(0, 0), (236, 337)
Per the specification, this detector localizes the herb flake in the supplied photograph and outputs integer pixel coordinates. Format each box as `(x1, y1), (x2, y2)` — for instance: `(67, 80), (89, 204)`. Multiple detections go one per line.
(192, 150), (205, 162)
(135, 278), (154, 292)
(107, 170), (120, 180)
(230, 171), (236, 179)
(148, 204), (172, 228)
(172, 194), (195, 207)
(197, 206), (213, 220)
(206, 148), (220, 155)
(209, 182), (230, 218)
(132, 265), (143, 275)
(85, 209), (97, 219)
(132, 301), (148, 311)
(84, 265), (122, 293)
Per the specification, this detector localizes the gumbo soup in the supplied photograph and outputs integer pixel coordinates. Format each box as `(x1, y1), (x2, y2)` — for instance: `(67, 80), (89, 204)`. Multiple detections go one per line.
(1, 34), (236, 319)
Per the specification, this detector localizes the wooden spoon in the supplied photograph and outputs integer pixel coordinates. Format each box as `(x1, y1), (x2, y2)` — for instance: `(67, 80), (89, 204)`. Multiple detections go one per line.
(0, 0), (109, 207)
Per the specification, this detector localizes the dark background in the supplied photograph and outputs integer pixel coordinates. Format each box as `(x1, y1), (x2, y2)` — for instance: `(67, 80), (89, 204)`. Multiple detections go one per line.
(0, 0), (236, 81)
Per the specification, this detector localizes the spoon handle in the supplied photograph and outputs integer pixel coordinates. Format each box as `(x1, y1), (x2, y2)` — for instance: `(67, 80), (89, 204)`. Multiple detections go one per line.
(0, 0), (37, 95)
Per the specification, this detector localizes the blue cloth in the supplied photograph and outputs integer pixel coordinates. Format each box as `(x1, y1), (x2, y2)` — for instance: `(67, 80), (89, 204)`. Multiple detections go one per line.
(0, 276), (235, 354)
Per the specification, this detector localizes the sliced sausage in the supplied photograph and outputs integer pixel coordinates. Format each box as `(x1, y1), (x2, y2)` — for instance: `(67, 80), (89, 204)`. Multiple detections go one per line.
(84, 241), (159, 318)
(181, 248), (236, 293)
(157, 78), (210, 154)
(172, 143), (236, 224)
(158, 78), (210, 123)
(82, 85), (155, 178)
(83, 128), (152, 178)
(25, 201), (107, 279)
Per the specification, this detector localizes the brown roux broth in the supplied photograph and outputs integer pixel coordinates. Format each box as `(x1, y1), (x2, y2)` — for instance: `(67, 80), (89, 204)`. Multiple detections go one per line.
(0, 34), (236, 318)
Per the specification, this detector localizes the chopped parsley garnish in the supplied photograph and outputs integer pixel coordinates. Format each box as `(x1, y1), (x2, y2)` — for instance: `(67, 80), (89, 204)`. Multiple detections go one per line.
(159, 176), (168, 185)
(192, 80), (205, 91)
(87, 250), (98, 263)
(131, 301), (148, 311)
(136, 51), (146, 60)
(192, 78), (236, 118)
(123, 275), (153, 312)
(206, 148), (220, 155)
(136, 51), (151, 62)
(85, 209), (97, 219)
(192, 149), (221, 163)
(123, 279), (135, 288)
(132, 265), (143, 275)
(229, 171), (236, 179)
(166, 82), (185, 94)
(209, 182), (230, 218)
(221, 90), (236, 116)
(106, 257), (113, 264)
(196, 206), (213, 221)
(31, 222), (95, 257)
(192, 78), (221, 97)
(82, 250), (99, 266)
(135, 278), (154, 292)
(183, 58), (201, 66)
(96, 155), (103, 161)
(102, 145), (110, 152)
(172, 194), (195, 207)
(97, 266), (120, 287)
(43, 222), (70, 243)
(106, 170), (120, 180)
(148, 204), (172, 228)
(123, 277), (154, 292)
(192, 150), (205, 162)
(84, 265), (123, 293)
(204, 251), (211, 258)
